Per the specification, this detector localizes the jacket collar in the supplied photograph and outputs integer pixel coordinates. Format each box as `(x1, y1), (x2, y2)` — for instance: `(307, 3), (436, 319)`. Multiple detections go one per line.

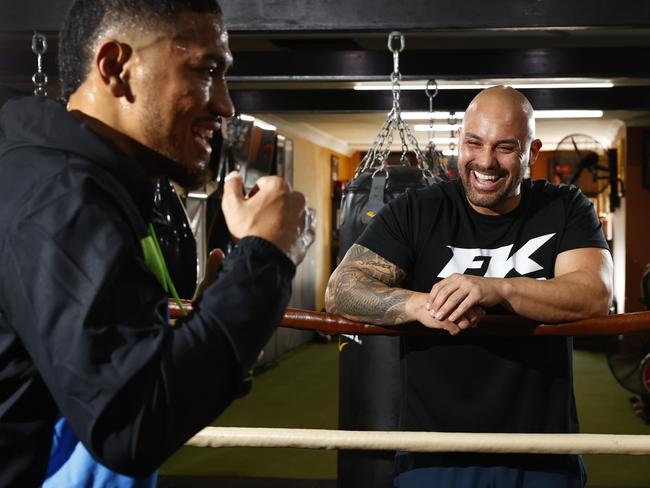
(0, 96), (168, 222)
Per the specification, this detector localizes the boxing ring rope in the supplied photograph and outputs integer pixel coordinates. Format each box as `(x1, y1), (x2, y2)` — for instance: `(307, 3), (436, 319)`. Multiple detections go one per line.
(170, 300), (650, 455)
(185, 428), (650, 455)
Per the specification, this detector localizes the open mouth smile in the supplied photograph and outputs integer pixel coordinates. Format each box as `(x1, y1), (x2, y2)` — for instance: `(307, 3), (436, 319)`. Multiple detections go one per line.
(471, 170), (506, 190)
(191, 122), (220, 155)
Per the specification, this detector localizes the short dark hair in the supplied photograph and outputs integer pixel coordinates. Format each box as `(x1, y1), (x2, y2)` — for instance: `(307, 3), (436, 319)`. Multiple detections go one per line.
(58, 0), (222, 100)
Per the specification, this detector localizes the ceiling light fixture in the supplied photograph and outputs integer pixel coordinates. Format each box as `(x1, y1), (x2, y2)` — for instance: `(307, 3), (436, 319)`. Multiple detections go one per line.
(429, 137), (458, 144)
(401, 111), (465, 120)
(401, 110), (603, 120)
(353, 81), (614, 91)
(534, 110), (604, 119)
(414, 124), (461, 132)
(237, 114), (278, 131)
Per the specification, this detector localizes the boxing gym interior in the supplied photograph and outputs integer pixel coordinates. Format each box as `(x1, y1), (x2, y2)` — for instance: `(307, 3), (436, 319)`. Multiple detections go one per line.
(2, 0), (650, 487)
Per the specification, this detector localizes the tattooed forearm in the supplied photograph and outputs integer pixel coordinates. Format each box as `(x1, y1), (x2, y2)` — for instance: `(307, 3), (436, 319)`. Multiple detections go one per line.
(325, 244), (413, 325)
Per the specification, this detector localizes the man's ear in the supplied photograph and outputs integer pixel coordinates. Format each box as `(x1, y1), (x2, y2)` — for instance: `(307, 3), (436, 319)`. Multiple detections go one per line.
(528, 138), (543, 166)
(95, 40), (133, 100)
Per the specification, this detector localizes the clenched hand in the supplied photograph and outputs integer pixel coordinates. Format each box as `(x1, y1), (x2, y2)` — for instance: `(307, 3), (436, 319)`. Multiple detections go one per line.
(221, 172), (315, 265)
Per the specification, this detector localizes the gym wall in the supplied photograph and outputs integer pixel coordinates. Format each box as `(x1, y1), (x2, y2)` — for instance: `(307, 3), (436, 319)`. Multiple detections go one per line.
(290, 134), (355, 312)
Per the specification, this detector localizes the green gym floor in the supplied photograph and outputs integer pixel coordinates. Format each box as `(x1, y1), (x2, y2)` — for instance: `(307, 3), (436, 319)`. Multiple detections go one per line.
(160, 341), (650, 488)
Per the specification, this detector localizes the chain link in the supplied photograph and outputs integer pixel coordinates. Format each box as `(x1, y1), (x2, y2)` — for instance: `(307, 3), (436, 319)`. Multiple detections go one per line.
(387, 31), (404, 74)
(31, 32), (48, 96)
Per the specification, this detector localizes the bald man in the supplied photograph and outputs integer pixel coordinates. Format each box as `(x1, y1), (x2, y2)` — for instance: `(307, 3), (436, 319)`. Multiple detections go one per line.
(326, 86), (613, 487)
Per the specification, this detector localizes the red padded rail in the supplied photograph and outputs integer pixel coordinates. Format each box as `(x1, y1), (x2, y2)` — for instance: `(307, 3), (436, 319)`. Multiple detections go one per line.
(168, 299), (650, 336)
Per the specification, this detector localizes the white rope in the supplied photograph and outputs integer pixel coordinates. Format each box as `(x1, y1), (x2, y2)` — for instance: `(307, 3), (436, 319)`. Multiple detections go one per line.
(186, 427), (650, 455)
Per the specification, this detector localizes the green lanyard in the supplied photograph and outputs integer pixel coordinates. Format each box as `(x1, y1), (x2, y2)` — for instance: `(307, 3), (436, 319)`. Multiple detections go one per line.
(141, 223), (187, 317)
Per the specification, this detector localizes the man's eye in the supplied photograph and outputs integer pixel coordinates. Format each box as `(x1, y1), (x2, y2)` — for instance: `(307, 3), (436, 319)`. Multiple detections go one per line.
(198, 66), (219, 77)
(498, 146), (515, 152)
(466, 140), (481, 147)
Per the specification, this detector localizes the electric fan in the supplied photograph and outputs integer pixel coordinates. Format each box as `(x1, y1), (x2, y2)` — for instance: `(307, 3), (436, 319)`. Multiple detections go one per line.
(550, 134), (610, 197)
(606, 268), (650, 422)
(606, 334), (650, 396)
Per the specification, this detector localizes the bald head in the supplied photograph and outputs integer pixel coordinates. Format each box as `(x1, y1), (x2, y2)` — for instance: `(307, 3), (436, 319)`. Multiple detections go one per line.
(463, 86), (536, 144)
(456, 85), (542, 215)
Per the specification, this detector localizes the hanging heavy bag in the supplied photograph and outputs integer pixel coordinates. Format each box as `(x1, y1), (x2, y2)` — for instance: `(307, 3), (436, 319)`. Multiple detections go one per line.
(336, 32), (451, 488)
(339, 164), (438, 254)
(337, 164), (441, 488)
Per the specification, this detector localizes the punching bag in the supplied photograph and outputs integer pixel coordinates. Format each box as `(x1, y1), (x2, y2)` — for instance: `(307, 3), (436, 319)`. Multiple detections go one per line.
(337, 164), (441, 488)
(151, 177), (198, 299)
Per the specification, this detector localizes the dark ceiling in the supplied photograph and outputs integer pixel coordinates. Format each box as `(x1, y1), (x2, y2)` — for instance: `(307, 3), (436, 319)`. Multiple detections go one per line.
(2, 0), (650, 113)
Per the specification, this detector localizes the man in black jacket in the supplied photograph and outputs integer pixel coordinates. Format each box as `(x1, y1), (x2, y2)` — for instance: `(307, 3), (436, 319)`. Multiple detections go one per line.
(0, 0), (313, 486)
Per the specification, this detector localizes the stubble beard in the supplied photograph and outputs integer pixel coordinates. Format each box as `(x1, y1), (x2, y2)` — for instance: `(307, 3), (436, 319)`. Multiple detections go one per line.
(140, 104), (209, 190)
(460, 161), (524, 210)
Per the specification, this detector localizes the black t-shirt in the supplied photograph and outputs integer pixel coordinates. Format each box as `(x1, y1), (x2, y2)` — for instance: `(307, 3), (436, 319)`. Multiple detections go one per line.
(357, 178), (609, 472)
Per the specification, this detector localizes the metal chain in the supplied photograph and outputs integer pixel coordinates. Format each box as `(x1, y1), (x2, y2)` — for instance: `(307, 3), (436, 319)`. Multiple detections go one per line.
(31, 32), (48, 96)
(425, 79), (438, 147)
(359, 111), (393, 174)
(358, 31), (433, 178)
(448, 111), (458, 152)
(399, 116), (427, 171)
(424, 80), (439, 171)
(421, 80), (449, 177)
(389, 32), (410, 167)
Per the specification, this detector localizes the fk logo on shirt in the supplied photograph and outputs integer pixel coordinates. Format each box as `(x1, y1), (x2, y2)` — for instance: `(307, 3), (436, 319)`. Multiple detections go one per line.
(437, 233), (556, 279)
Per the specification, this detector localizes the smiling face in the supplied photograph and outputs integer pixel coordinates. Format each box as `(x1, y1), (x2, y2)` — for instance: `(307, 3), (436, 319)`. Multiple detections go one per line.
(119, 11), (234, 187)
(457, 87), (542, 215)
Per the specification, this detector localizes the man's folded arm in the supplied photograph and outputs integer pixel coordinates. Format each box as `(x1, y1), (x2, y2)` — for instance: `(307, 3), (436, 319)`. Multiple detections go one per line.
(429, 247), (614, 325)
(498, 247), (613, 322)
(325, 244), (412, 325)
(325, 244), (483, 334)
